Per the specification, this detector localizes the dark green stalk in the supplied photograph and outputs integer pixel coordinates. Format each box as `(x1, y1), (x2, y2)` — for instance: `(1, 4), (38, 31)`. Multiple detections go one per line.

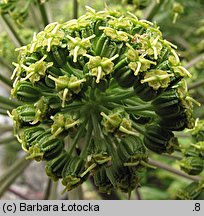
(0, 103), (14, 111)
(0, 57), (13, 72)
(0, 125), (13, 133)
(185, 54), (204, 69)
(68, 122), (86, 155)
(132, 122), (145, 135)
(48, 181), (58, 200)
(123, 98), (146, 106)
(91, 113), (102, 139)
(0, 72), (12, 87)
(37, 0), (50, 27)
(0, 156), (31, 198)
(80, 119), (93, 158)
(135, 188), (142, 200)
(0, 136), (17, 145)
(0, 95), (21, 107)
(97, 104), (111, 114)
(161, 153), (183, 161)
(44, 178), (52, 200)
(0, 110), (8, 115)
(188, 79), (204, 90)
(130, 110), (156, 118)
(124, 104), (154, 112)
(148, 158), (201, 182)
(61, 101), (84, 113)
(1, 15), (24, 46)
(73, 0), (78, 19)
(144, 0), (165, 21)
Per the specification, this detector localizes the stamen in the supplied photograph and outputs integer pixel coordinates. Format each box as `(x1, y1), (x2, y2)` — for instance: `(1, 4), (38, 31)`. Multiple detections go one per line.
(67, 34), (78, 44)
(96, 66), (102, 83)
(186, 96), (201, 107)
(52, 127), (64, 137)
(135, 61), (141, 75)
(100, 112), (120, 127)
(127, 11), (138, 21)
(11, 63), (19, 80)
(15, 134), (22, 143)
(102, 54), (119, 65)
(152, 46), (158, 60)
(141, 74), (173, 83)
(68, 78), (86, 88)
(13, 77), (19, 87)
(21, 72), (35, 81)
(82, 34), (96, 42)
(62, 88), (69, 108)
(51, 23), (60, 35)
(85, 5), (96, 13)
(73, 46), (80, 63)
(177, 66), (192, 78)
(65, 119), (81, 129)
(171, 49), (180, 64)
(119, 126), (138, 136)
(47, 38), (52, 52)
(80, 163), (97, 178)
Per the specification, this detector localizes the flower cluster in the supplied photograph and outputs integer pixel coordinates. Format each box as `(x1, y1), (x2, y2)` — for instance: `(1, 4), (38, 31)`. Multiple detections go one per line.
(10, 7), (195, 194)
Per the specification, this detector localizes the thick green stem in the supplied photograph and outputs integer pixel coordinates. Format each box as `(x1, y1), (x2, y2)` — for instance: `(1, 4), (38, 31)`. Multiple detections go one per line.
(80, 120), (93, 158)
(68, 123), (86, 155)
(135, 188), (142, 200)
(73, 0), (78, 19)
(91, 113), (102, 139)
(185, 54), (204, 69)
(131, 110), (156, 118)
(1, 15), (24, 47)
(124, 98), (146, 106)
(0, 136), (17, 145)
(132, 122), (145, 135)
(37, 0), (50, 27)
(101, 91), (136, 102)
(0, 103), (14, 111)
(148, 158), (201, 182)
(44, 178), (52, 200)
(0, 73), (12, 87)
(61, 101), (84, 113)
(0, 58), (13, 72)
(0, 156), (31, 198)
(0, 95), (21, 107)
(0, 110), (8, 115)
(188, 79), (204, 90)
(0, 125), (13, 133)
(68, 185), (83, 200)
(48, 180), (58, 200)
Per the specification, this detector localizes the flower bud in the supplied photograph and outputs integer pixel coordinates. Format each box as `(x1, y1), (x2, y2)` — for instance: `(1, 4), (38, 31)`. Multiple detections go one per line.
(143, 124), (178, 154)
(180, 157), (204, 175)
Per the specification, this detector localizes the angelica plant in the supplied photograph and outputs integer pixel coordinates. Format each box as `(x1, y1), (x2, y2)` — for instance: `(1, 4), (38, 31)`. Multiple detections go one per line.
(7, 6), (202, 196)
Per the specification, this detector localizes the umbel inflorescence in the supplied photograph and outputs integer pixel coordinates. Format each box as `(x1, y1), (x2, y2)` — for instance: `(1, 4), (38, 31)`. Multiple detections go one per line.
(9, 6), (195, 194)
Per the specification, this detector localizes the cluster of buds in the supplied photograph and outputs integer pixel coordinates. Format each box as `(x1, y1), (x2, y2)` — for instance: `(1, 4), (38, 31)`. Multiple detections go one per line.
(10, 7), (195, 194)
(179, 119), (204, 176)
(176, 181), (204, 200)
